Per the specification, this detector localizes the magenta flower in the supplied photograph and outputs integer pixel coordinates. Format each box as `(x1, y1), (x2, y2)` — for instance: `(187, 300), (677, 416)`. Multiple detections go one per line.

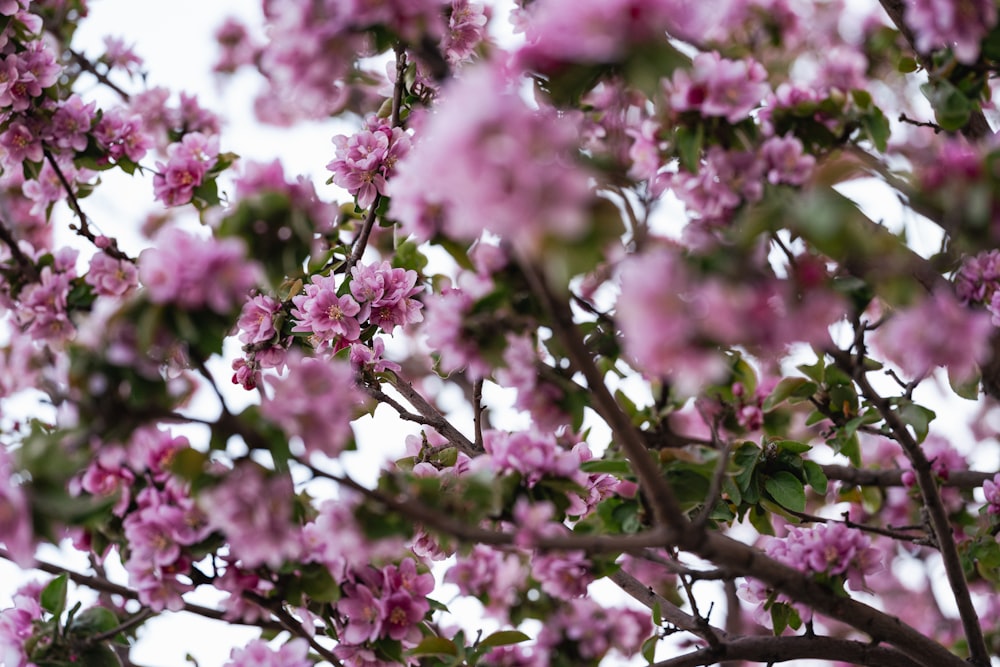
(337, 582), (384, 645)
(984, 473), (1000, 514)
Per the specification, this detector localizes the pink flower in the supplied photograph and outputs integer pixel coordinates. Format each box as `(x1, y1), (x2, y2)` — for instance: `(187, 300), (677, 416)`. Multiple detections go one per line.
(906, 0), (996, 63)
(668, 51), (771, 123)
(873, 290), (993, 382)
(223, 638), (311, 667)
(261, 352), (362, 458)
(200, 464), (303, 569)
(984, 473), (1000, 514)
(338, 582), (384, 645)
(85, 252), (138, 297)
(138, 228), (261, 314)
(0, 448), (32, 566)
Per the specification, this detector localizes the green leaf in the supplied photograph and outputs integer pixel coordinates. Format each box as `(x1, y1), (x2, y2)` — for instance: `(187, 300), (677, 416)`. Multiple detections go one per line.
(652, 601), (662, 627)
(764, 471), (806, 512)
(949, 365), (981, 400)
(479, 631), (531, 649)
(802, 460), (828, 495)
(579, 459), (631, 475)
(300, 563), (340, 603)
(675, 124), (704, 173)
(851, 89), (872, 109)
(408, 637), (459, 657)
(775, 440), (811, 455)
(41, 573), (68, 617)
(861, 106), (890, 152)
(70, 606), (122, 635)
(921, 80), (973, 132)
(897, 56), (919, 73)
(896, 402), (936, 443)
(763, 377), (817, 411)
(641, 635), (658, 664)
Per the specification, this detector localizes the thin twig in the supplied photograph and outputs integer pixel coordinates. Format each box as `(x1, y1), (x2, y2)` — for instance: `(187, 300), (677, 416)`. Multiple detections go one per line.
(87, 608), (156, 644)
(64, 46), (132, 101)
(42, 149), (131, 262)
(784, 508), (933, 546)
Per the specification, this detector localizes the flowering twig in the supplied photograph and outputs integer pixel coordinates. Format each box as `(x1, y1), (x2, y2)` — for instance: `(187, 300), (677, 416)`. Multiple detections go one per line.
(830, 347), (990, 667)
(518, 258), (687, 532)
(346, 45), (408, 274)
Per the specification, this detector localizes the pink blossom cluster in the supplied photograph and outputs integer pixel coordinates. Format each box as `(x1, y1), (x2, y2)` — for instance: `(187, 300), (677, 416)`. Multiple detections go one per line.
(872, 290), (993, 382)
(956, 249), (1000, 325)
(445, 545), (527, 620)
(261, 352), (362, 459)
(668, 52), (770, 123)
(214, 18), (260, 74)
(138, 228), (261, 314)
(485, 429), (617, 517)
(534, 597), (652, 663)
(983, 473), (1000, 514)
(302, 496), (409, 579)
(22, 155), (96, 219)
(616, 244), (842, 392)
(0, 581), (42, 667)
(290, 261), (423, 353)
(152, 132), (220, 206)
(13, 247), (78, 342)
(515, 0), (690, 70)
(129, 88), (220, 153)
(905, 0), (996, 63)
(200, 464), (303, 569)
(334, 558), (434, 652)
(389, 63), (593, 254)
(443, 0), (490, 64)
(328, 115), (411, 209)
(494, 334), (568, 432)
(113, 429), (212, 611)
(85, 250), (138, 297)
(740, 523), (882, 627)
(93, 107), (152, 165)
(223, 638), (311, 667)
(665, 136), (814, 230)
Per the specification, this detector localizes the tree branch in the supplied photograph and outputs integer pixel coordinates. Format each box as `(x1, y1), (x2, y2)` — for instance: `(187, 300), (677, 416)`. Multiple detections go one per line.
(651, 634), (922, 667)
(821, 464), (992, 489)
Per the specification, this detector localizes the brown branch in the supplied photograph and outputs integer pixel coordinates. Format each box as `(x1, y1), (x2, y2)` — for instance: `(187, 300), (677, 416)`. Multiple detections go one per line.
(385, 372), (480, 455)
(86, 608), (155, 644)
(693, 530), (967, 667)
(610, 568), (726, 639)
(651, 635), (922, 667)
(821, 464), (993, 489)
(64, 46), (132, 101)
(784, 508), (932, 546)
(830, 348), (989, 667)
(473, 377), (484, 451)
(0, 548), (283, 632)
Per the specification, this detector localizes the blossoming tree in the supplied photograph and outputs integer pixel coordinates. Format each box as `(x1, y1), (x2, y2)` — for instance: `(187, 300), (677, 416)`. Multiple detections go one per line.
(3, 0), (1000, 665)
